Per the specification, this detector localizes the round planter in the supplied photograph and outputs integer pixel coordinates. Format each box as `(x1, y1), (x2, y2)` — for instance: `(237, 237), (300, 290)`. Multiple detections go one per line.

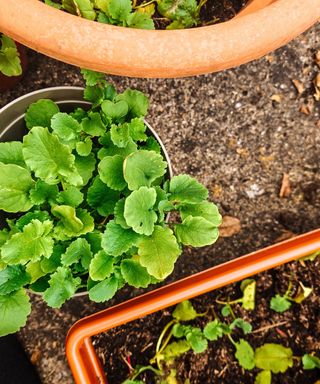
(0, 0), (318, 78)
(0, 86), (173, 297)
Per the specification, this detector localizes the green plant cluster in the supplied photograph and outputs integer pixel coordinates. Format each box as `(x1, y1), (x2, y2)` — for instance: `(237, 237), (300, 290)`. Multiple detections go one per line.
(43, 0), (207, 30)
(123, 274), (318, 384)
(0, 34), (22, 77)
(0, 69), (221, 336)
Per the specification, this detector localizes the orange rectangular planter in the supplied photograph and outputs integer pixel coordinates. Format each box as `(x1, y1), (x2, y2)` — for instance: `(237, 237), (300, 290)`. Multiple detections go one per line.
(66, 229), (320, 384)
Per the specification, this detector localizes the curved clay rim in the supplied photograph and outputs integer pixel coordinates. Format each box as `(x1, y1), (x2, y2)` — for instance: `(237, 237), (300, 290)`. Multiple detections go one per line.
(0, 0), (319, 78)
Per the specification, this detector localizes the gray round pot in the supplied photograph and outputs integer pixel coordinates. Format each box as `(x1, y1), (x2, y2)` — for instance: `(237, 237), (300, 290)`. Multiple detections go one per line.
(0, 86), (173, 297)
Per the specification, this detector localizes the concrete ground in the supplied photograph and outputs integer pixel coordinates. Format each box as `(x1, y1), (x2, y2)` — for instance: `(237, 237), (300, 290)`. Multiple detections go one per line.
(0, 23), (319, 384)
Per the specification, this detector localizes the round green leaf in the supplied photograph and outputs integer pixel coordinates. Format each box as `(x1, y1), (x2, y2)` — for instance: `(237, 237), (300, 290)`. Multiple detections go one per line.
(25, 99), (59, 130)
(88, 275), (118, 303)
(254, 371), (272, 384)
(0, 289), (31, 336)
(87, 177), (120, 216)
(0, 162), (34, 212)
(175, 216), (219, 247)
(138, 226), (181, 280)
(169, 174), (208, 203)
(98, 155), (127, 191)
(120, 259), (151, 288)
(235, 339), (255, 370)
(179, 201), (222, 226)
(101, 99), (128, 121)
(124, 150), (167, 191)
(124, 187), (157, 235)
(255, 344), (293, 373)
(51, 112), (81, 141)
(89, 251), (114, 281)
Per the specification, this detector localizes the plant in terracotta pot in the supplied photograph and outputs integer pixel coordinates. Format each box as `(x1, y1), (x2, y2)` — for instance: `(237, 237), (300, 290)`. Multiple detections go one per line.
(0, 70), (222, 337)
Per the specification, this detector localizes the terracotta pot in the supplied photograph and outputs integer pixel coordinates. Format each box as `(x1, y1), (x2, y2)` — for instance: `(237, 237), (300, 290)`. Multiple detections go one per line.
(0, 0), (319, 78)
(66, 229), (320, 384)
(0, 43), (28, 92)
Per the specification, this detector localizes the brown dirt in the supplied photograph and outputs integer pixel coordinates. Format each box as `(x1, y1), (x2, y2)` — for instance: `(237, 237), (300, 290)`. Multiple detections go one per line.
(94, 258), (320, 383)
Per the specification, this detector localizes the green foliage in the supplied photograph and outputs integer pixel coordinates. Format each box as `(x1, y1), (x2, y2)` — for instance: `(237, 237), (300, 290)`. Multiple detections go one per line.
(169, 174), (208, 203)
(0, 34), (22, 77)
(0, 71), (220, 336)
(254, 370), (272, 384)
(172, 300), (198, 321)
(203, 319), (225, 341)
(254, 344), (293, 373)
(270, 294), (292, 313)
(0, 289), (31, 336)
(302, 354), (320, 370)
(157, 0), (201, 29)
(230, 318), (252, 334)
(235, 339), (255, 370)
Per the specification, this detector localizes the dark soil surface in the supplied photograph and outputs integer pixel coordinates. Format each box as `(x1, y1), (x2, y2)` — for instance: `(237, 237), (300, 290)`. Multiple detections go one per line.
(0, 23), (319, 384)
(94, 258), (320, 383)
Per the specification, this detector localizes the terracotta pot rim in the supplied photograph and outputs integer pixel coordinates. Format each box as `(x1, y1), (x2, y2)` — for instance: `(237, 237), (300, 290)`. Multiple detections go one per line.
(0, 0), (319, 77)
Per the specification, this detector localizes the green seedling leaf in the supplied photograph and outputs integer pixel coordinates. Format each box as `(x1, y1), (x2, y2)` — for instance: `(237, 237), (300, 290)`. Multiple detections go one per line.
(254, 343), (293, 373)
(87, 177), (120, 216)
(76, 137), (93, 156)
(73, 0), (96, 20)
(169, 174), (208, 203)
(230, 318), (252, 334)
(114, 198), (130, 228)
(83, 85), (104, 107)
(88, 275), (118, 302)
(53, 207), (94, 238)
(26, 261), (46, 284)
(15, 210), (51, 231)
(254, 370), (272, 384)
(175, 215), (219, 247)
(127, 118), (147, 141)
(25, 99), (59, 129)
(116, 89), (149, 118)
(185, 327), (208, 353)
(124, 186), (157, 235)
(89, 250), (114, 281)
(293, 282), (312, 304)
(0, 35), (22, 76)
(302, 354), (320, 370)
(203, 319), (225, 341)
(51, 112), (81, 141)
(23, 127), (82, 186)
(74, 153), (96, 186)
(157, 0), (199, 28)
(2, 220), (53, 265)
(0, 265), (31, 295)
(101, 100), (128, 121)
(240, 279), (256, 310)
(43, 266), (81, 308)
(108, 0), (132, 21)
(179, 201), (222, 226)
(81, 69), (105, 86)
(270, 294), (292, 313)
(52, 205), (83, 233)
(110, 123), (130, 148)
(44, 0), (62, 9)
(138, 226), (181, 280)
(300, 250), (320, 262)
(0, 162), (34, 212)
(102, 220), (140, 256)
(120, 259), (151, 288)
(144, 136), (161, 153)
(124, 150), (167, 190)
(235, 339), (255, 370)
(221, 305), (231, 317)
(81, 112), (106, 136)
(98, 155), (127, 190)
(40, 243), (64, 273)
(126, 11), (155, 29)
(61, 238), (92, 268)
(0, 289), (31, 336)
(162, 340), (191, 361)
(0, 141), (25, 167)
(57, 185), (84, 207)
(172, 300), (198, 321)
(29, 180), (59, 205)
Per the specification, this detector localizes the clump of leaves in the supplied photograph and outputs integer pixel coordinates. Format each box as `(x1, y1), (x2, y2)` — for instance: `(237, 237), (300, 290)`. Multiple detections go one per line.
(270, 281), (312, 313)
(0, 34), (22, 77)
(42, 0), (209, 30)
(0, 69), (221, 336)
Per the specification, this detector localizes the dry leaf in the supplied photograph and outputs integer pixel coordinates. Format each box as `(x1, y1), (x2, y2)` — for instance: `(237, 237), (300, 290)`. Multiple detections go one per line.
(292, 79), (305, 94)
(212, 184), (223, 198)
(274, 230), (296, 243)
(236, 148), (249, 157)
(265, 54), (275, 63)
(30, 349), (41, 365)
(299, 100), (314, 115)
(270, 94), (282, 103)
(279, 173), (291, 198)
(316, 50), (320, 67)
(219, 216), (241, 237)
(314, 73), (320, 101)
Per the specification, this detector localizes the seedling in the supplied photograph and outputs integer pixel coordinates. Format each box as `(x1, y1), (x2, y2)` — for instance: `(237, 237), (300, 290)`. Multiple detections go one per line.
(0, 34), (22, 77)
(270, 281), (312, 313)
(42, 0), (209, 30)
(0, 70), (221, 336)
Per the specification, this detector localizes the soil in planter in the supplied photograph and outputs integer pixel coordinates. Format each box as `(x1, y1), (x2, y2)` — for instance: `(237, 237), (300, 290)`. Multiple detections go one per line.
(93, 258), (320, 383)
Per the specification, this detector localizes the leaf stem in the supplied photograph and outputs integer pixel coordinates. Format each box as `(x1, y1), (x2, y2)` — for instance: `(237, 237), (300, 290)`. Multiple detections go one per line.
(134, 0), (157, 9)
(130, 365), (161, 381)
